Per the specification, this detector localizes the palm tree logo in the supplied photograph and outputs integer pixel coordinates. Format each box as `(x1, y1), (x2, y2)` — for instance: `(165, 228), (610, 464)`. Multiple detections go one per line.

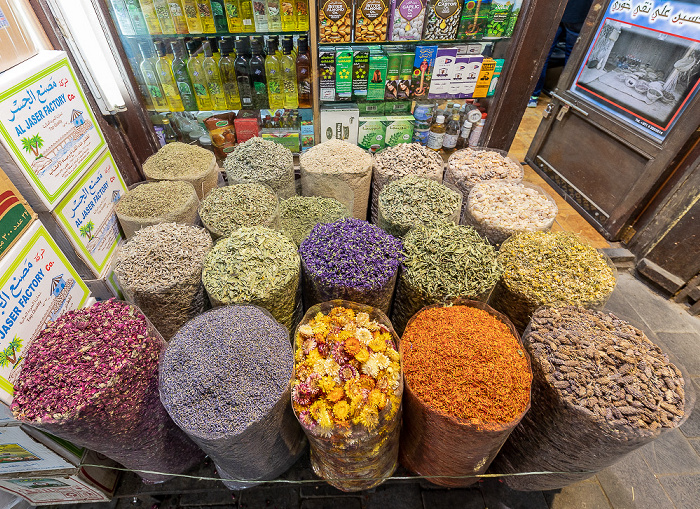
(0, 336), (23, 368)
(20, 134), (44, 159)
(79, 220), (95, 241)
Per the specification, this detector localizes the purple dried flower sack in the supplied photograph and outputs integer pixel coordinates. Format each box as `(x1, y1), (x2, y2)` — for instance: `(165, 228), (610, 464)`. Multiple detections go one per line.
(11, 299), (204, 483)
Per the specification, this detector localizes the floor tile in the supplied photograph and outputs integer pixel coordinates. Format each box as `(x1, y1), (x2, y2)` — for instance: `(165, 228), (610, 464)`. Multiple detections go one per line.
(655, 332), (700, 377)
(362, 483), (424, 509)
(658, 474), (700, 509)
(480, 478), (549, 509)
(239, 486), (299, 509)
(422, 487), (485, 509)
(680, 378), (700, 438)
(639, 429), (700, 475)
(299, 498), (361, 509)
(542, 480), (612, 509)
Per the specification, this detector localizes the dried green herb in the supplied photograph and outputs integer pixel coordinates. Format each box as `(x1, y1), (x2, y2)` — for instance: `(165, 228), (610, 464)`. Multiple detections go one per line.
(199, 184), (278, 238)
(280, 196), (350, 246)
(202, 226), (300, 331)
(224, 138), (295, 199)
(116, 181), (197, 218)
(143, 142), (215, 178)
(378, 176), (462, 238)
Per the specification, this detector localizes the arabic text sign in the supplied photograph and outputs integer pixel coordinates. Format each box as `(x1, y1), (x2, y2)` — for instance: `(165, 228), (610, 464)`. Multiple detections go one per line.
(0, 166), (35, 260)
(0, 51), (105, 208)
(0, 222), (89, 405)
(55, 150), (126, 277)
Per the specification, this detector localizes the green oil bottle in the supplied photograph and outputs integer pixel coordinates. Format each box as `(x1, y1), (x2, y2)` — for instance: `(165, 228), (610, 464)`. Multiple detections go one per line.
(219, 38), (243, 109)
(155, 41), (184, 111)
(196, 1), (217, 33)
(182, 0), (204, 32)
(138, 0), (163, 34)
(202, 41), (228, 110)
(186, 40), (214, 109)
(171, 41), (198, 111)
(139, 43), (169, 111)
(280, 36), (298, 108)
(265, 38), (284, 109)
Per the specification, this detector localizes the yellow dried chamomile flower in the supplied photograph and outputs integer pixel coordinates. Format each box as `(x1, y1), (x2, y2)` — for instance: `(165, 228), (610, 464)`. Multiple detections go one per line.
(333, 400), (351, 420)
(372, 352), (390, 370)
(327, 387), (345, 403)
(317, 407), (334, 437)
(362, 355), (380, 378)
(298, 324), (314, 337)
(355, 348), (370, 363)
(306, 348), (322, 366)
(344, 337), (361, 356)
(356, 406), (380, 430)
(368, 336), (387, 352)
(319, 375), (338, 394)
(356, 327), (372, 344)
(368, 389), (387, 410)
(356, 311), (370, 327)
(309, 399), (327, 421)
(295, 346), (304, 363)
(386, 346), (400, 362)
(345, 378), (363, 399)
(338, 330), (353, 341)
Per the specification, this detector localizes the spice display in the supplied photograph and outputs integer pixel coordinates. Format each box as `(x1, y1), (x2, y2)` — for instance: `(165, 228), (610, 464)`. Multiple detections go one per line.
(422, 0), (463, 40)
(389, 0), (427, 41)
(355, 0), (389, 42)
(491, 232), (617, 332)
(114, 223), (212, 341)
(370, 143), (444, 223)
(160, 305), (305, 490)
(391, 221), (501, 334)
(11, 299), (204, 483)
(400, 302), (531, 487)
(292, 301), (402, 491)
(377, 175), (461, 238)
(300, 218), (404, 313)
(300, 139), (374, 219)
(493, 306), (690, 491)
(115, 181), (200, 239)
(142, 142), (219, 199)
(223, 137), (296, 199)
(202, 226), (300, 331)
(465, 181), (558, 245)
(445, 148), (523, 218)
(280, 196), (350, 246)
(199, 183), (279, 239)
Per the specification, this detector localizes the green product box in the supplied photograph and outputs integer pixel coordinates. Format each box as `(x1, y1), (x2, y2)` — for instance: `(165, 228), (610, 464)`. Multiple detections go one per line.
(335, 47), (354, 101)
(319, 49), (336, 102)
(357, 116), (387, 152)
(358, 101), (386, 116)
(385, 101), (411, 114)
(385, 52), (402, 100)
(487, 58), (504, 97)
(487, 2), (512, 37)
(367, 53), (388, 101)
(505, 0), (522, 37)
(459, 0), (491, 40)
(384, 115), (414, 146)
(262, 130), (301, 153)
(398, 52), (414, 100)
(352, 49), (370, 99)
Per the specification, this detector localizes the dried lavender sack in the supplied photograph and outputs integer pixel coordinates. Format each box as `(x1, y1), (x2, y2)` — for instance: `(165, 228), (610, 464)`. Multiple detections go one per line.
(224, 138), (296, 199)
(114, 223), (213, 340)
(11, 300), (204, 484)
(160, 305), (305, 490)
(299, 218), (403, 314)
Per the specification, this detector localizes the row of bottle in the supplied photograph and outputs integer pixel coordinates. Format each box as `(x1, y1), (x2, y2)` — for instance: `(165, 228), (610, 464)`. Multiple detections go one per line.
(110, 0), (309, 36)
(419, 102), (487, 152)
(139, 35), (312, 112)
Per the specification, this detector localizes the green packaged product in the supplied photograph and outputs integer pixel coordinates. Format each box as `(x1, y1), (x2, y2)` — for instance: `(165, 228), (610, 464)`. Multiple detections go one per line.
(458, 0), (491, 40)
(358, 101), (386, 116)
(384, 115), (414, 146)
(358, 116), (387, 152)
(352, 49), (370, 99)
(398, 52), (414, 100)
(385, 52), (402, 101)
(385, 101), (412, 114)
(336, 47), (354, 100)
(368, 52), (388, 101)
(320, 49), (336, 102)
(487, 1), (511, 37)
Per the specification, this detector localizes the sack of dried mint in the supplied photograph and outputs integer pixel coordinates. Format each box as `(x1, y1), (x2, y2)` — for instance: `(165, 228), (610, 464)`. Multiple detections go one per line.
(115, 180), (200, 239)
(300, 139), (373, 220)
(490, 231), (617, 332)
(160, 305), (306, 490)
(114, 223), (212, 340)
(199, 183), (279, 239)
(202, 226), (301, 332)
(300, 218), (403, 314)
(224, 137), (296, 199)
(11, 299), (205, 483)
(280, 196), (350, 246)
(292, 301), (403, 492)
(377, 175), (462, 238)
(445, 148), (524, 220)
(465, 181), (558, 245)
(391, 220), (501, 335)
(400, 300), (532, 488)
(492, 306), (694, 491)
(370, 143), (444, 224)
(142, 142), (219, 199)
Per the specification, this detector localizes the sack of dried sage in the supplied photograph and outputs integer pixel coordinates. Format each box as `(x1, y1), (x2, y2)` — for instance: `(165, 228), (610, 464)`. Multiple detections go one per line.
(143, 142), (219, 199)
(11, 299), (205, 484)
(300, 139), (373, 220)
(489, 232), (617, 333)
(391, 220), (501, 335)
(199, 183), (279, 239)
(280, 196), (350, 246)
(114, 223), (213, 340)
(370, 143), (444, 224)
(224, 138), (296, 199)
(464, 181), (558, 245)
(160, 305), (306, 490)
(115, 181), (200, 239)
(377, 175), (462, 238)
(202, 226), (301, 332)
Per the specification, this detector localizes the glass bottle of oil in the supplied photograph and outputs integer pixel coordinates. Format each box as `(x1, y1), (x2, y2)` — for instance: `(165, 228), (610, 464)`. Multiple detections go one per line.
(234, 37), (254, 108)
(186, 40), (214, 109)
(223, 0), (242, 31)
(296, 35), (311, 108)
(171, 41), (198, 111)
(138, 0), (163, 34)
(166, 0), (189, 33)
(109, 0), (136, 35)
(196, 0), (217, 33)
(139, 43), (169, 111)
(202, 41), (227, 110)
(280, 0), (295, 31)
(152, 0), (176, 33)
(123, 0), (150, 35)
(218, 39), (243, 109)
(238, 0), (255, 32)
(265, 38), (284, 109)
(210, 0), (229, 32)
(207, 37), (221, 64)
(155, 41), (185, 111)
(295, 0), (309, 30)
(249, 37), (269, 109)
(266, 0), (282, 31)
(182, 0), (203, 32)
(426, 114), (446, 151)
(280, 37), (297, 108)
(252, 0), (268, 32)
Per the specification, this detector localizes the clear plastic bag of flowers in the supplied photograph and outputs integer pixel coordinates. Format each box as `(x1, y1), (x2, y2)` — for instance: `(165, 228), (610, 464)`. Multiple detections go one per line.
(300, 219), (404, 315)
(11, 299), (205, 483)
(160, 305), (306, 490)
(291, 300), (403, 492)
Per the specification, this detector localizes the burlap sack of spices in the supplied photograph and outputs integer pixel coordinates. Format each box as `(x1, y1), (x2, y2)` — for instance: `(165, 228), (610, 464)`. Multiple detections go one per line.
(400, 299), (532, 487)
(490, 306), (695, 491)
(160, 305), (306, 490)
(291, 300), (403, 492)
(11, 300), (204, 484)
(142, 142), (219, 200)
